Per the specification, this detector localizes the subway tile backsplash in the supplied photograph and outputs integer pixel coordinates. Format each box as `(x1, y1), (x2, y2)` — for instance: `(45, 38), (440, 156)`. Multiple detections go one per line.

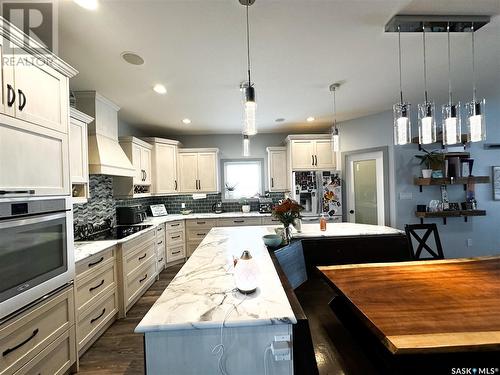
(73, 175), (284, 226)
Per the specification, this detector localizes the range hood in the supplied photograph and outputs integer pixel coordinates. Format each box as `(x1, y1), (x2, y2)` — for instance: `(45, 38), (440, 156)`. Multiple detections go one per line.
(74, 91), (135, 177)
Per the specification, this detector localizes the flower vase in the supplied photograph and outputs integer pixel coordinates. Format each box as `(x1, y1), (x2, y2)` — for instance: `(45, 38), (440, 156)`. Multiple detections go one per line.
(283, 225), (292, 244)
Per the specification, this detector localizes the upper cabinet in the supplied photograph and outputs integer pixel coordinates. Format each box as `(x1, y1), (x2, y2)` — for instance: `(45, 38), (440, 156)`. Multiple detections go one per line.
(69, 108), (93, 204)
(286, 135), (336, 171)
(267, 147), (288, 192)
(142, 138), (181, 195)
(0, 19), (77, 198)
(178, 149), (219, 193)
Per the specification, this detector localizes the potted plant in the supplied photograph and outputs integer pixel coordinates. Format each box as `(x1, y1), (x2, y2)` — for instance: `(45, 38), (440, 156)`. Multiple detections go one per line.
(415, 149), (444, 178)
(271, 198), (304, 244)
(225, 183), (237, 199)
(239, 198), (251, 213)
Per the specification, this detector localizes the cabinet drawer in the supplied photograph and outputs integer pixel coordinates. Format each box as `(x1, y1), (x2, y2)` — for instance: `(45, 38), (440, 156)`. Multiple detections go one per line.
(186, 241), (199, 257)
(261, 216), (281, 225)
(185, 218), (217, 230)
(126, 259), (156, 308)
(120, 229), (156, 256)
(156, 235), (166, 251)
(166, 220), (184, 231)
(76, 247), (115, 277)
(0, 287), (74, 375)
(217, 217), (262, 227)
(155, 224), (165, 239)
(75, 258), (116, 316)
(14, 328), (75, 375)
(166, 230), (184, 246)
(77, 289), (117, 351)
(186, 228), (210, 242)
(167, 244), (185, 263)
(156, 246), (166, 265)
(123, 239), (156, 277)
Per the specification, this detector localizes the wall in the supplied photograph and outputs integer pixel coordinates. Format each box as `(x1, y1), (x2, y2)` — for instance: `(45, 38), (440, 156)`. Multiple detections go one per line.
(338, 93), (500, 258)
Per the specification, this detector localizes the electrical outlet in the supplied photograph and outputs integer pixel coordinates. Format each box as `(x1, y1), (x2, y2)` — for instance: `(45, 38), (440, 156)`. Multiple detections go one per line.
(274, 335), (291, 342)
(467, 239), (473, 247)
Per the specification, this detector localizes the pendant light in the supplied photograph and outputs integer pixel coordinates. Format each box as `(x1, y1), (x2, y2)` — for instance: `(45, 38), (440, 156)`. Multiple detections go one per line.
(393, 25), (411, 146)
(442, 23), (461, 145)
(329, 83), (340, 152)
(241, 0), (257, 136)
(466, 23), (486, 142)
(242, 134), (250, 157)
(417, 24), (437, 145)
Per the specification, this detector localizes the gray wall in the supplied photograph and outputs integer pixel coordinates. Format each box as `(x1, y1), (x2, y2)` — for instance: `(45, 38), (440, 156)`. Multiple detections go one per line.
(338, 93), (500, 258)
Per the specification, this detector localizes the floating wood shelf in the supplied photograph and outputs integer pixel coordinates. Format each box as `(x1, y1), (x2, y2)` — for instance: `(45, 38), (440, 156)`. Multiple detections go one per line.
(415, 210), (486, 224)
(414, 176), (490, 191)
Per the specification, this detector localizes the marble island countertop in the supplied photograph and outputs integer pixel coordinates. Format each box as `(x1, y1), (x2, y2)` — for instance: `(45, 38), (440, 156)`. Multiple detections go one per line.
(135, 225), (296, 332)
(291, 222), (403, 239)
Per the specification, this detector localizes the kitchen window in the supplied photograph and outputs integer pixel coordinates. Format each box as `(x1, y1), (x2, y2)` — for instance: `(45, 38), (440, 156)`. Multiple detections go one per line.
(221, 159), (264, 200)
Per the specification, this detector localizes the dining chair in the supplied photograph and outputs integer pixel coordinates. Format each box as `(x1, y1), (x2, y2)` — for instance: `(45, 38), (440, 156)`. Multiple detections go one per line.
(404, 223), (445, 260)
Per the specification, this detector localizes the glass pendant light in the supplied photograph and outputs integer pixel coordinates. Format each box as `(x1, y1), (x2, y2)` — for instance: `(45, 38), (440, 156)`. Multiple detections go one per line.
(466, 23), (486, 143)
(242, 134), (250, 156)
(241, 0), (257, 136)
(442, 23), (462, 145)
(330, 83), (340, 152)
(417, 24), (437, 145)
(393, 25), (411, 146)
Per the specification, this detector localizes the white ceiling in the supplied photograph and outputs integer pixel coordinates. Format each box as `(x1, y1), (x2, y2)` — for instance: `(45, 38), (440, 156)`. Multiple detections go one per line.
(58, 0), (500, 135)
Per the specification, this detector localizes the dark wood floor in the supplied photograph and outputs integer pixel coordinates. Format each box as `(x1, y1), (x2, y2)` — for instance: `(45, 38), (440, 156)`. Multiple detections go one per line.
(77, 265), (378, 375)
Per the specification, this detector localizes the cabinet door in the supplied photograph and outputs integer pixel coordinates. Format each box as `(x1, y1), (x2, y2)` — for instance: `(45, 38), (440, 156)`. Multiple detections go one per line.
(0, 40), (15, 117)
(0, 118), (70, 196)
(140, 147), (152, 185)
(269, 150), (287, 191)
(291, 140), (314, 170)
(178, 153), (198, 192)
(314, 140), (335, 169)
(132, 144), (142, 185)
(69, 118), (88, 184)
(12, 53), (69, 134)
(197, 152), (218, 192)
(154, 143), (177, 194)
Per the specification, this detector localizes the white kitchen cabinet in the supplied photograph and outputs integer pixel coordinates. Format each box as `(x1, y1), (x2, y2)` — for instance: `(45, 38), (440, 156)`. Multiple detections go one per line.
(267, 147), (288, 192)
(286, 135), (336, 171)
(115, 137), (153, 197)
(69, 108), (93, 204)
(143, 138), (181, 195)
(140, 147), (152, 185)
(178, 149), (219, 193)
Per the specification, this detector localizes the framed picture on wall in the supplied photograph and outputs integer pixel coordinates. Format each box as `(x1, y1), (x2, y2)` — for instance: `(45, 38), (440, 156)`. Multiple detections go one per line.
(493, 166), (500, 201)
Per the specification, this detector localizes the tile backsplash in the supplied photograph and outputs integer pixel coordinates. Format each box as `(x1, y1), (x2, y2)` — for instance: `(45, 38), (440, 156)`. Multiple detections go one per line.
(73, 175), (285, 226)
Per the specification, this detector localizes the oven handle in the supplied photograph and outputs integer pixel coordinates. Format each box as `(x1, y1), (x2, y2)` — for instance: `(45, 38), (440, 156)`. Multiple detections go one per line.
(0, 212), (67, 229)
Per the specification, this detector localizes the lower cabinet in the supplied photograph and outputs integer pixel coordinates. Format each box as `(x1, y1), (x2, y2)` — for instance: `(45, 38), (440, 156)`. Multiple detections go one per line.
(217, 217), (262, 227)
(165, 221), (186, 263)
(0, 286), (76, 375)
(155, 224), (166, 272)
(185, 219), (217, 257)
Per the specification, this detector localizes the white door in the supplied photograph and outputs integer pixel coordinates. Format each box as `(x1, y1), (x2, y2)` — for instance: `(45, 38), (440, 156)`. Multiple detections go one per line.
(69, 118), (88, 184)
(178, 153), (198, 192)
(314, 140), (335, 169)
(291, 140), (314, 170)
(346, 151), (385, 225)
(155, 143), (177, 193)
(197, 152), (217, 192)
(140, 147), (152, 185)
(269, 150), (287, 191)
(0, 40), (15, 117)
(132, 144), (142, 185)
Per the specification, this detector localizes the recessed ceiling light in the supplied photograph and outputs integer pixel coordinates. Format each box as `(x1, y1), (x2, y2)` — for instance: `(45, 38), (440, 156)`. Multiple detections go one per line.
(182, 118), (191, 125)
(121, 52), (144, 66)
(73, 0), (98, 11)
(275, 118), (285, 123)
(306, 116), (315, 122)
(153, 84), (167, 95)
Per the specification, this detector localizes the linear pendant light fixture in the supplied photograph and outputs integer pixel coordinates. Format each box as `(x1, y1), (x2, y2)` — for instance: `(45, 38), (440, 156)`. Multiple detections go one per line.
(240, 0), (257, 136)
(242, 134), (250, 156)
(442, 23), (461, 145)
(329, 83), (340, 152)
(417, 24), (436, 145)
(393, 25), (411, 145)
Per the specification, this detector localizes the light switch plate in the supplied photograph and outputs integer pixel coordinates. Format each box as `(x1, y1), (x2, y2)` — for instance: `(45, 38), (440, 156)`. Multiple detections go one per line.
(399, 192), (413, 200)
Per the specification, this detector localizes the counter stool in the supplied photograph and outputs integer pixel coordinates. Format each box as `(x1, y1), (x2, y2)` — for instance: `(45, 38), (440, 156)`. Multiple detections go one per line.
(405, 223), (445, 260)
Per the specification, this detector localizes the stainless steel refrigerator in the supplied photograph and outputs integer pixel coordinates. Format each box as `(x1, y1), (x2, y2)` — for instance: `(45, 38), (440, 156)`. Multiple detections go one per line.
(292, 170), (342, 223)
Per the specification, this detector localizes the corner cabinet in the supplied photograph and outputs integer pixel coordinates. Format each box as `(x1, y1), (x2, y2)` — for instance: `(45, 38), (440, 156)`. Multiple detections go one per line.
(178, 148), (219, 193)
(142, 137), (181, 195)
(70, 108), (93, 204)
(0, 18), (77, 198)
(286, 135), (336, 171)
(267, 147), (288, 192)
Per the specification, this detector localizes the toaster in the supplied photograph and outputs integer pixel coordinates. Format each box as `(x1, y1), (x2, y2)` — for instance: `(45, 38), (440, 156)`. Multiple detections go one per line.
(116, 205), (147, 225)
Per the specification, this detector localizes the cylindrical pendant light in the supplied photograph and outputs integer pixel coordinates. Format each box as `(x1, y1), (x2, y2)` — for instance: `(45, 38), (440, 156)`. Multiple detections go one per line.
(242, 134), (250, 156)
(442, 23), (462, 146)
(466, 23), (486, 143)
(329, 83), (340, 152)
(393, 25), (411, 146)
(241, 0), (257, 136)
(417, 24), (437, 145)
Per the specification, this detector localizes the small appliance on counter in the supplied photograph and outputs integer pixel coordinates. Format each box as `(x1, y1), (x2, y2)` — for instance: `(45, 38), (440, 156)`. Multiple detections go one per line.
(149, 204), (168, 217)
(117, 205), (147, 225)
(212, 201), (223, 214)
(258, 198), (273, 214)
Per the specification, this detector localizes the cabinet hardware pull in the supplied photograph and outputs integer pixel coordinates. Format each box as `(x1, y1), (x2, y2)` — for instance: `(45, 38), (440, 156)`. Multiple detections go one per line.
(174, 180), (177, 190)
(6, 84), (15, 107)
(196, 221), (206, 224)
(157, 227), (163, 231)
(138, 253), (147, 261)
(158, 257), (163, 262)
(157, 241), (163, 245)
(197, 233), (206, 236)
(234, 220), (244, 223)
(2, 329), (39, 357)
(172, 250), (181, 255)
(171, 223), (180, 227)
(171, 235), (181, 239)
(198, 180), (201, 190)
(89, 279), (105, 292)
(88, 257), (104, 267)
(0, 189), (35, 195)
(139, 274), (148, 283)
(314, 155), (318, 166)
(271, 178), (274, 188)
(144, 170), (147, 181)
(18, 89), (26, 111)
(90, 308), (106, 324)
(311, 155), (314, 165)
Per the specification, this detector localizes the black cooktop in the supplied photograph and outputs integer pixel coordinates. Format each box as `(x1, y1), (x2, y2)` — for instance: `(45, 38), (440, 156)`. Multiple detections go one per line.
(81, 225), (153, 241)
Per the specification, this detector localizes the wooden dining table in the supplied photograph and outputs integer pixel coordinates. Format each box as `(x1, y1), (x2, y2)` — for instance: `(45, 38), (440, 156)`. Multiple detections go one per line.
(318, 256), (500, 355)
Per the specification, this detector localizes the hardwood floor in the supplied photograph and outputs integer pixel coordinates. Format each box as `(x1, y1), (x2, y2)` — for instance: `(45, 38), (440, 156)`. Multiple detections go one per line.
(77, 264), (377, 375)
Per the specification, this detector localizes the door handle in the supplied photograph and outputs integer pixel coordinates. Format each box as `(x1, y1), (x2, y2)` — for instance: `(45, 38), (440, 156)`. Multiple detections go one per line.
(144, 170), (147, 181)
(311, 155), (314, 166)
(18, 89), (26, 111)
(139, 274), (148, 283)
(0, 189), (35, 195)
(271, 178), (274, 188)
(174, 180), (177, 190)
(138, 253), (147, 261)
(89, 279), (105, 292)
(198, 180), (201, 190)
(349, 210), (355, 214)
(6, 84), (15, 107)
(90, 308), (106, 324)
(2, 329), (39, 357)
